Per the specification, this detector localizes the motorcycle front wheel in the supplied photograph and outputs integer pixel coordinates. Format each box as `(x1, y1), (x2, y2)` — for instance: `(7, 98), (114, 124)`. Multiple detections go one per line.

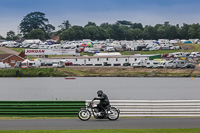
(78, 109), (91, 121)
(107, 107), (119, 121)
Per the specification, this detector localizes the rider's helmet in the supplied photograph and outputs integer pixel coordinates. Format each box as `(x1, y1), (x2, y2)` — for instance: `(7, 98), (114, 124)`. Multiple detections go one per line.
(97, 90), (103, 97)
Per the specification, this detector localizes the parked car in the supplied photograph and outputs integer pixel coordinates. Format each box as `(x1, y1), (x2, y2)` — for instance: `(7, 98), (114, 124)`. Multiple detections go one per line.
(181, 63), (196, 69)
(30, 44), (39, 49)
(52, 61), (66, 68)
(142, 48), (149, 51)
(14, 61), (22, 68)
(65, 61), (73, 66)
(20, 43), (31, 48)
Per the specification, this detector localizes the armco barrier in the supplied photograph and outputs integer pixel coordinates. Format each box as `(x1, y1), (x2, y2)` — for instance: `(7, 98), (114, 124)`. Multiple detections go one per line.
(0, 101), (85, 117)
(1, 100), (200, 117)
(109, 100), (200, 117)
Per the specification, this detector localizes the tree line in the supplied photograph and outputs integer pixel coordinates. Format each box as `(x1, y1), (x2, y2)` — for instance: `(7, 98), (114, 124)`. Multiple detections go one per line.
(1, 11), (200, 41)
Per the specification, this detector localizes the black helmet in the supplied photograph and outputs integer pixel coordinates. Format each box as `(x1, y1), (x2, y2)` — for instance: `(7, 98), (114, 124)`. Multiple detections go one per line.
(97, 90), (103, 96)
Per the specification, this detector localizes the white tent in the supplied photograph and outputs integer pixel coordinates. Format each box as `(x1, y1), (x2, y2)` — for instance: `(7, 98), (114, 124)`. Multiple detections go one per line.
(94, 52), (121, 56)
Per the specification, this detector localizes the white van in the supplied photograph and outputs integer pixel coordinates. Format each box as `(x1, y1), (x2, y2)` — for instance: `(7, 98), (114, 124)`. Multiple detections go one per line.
(158, 61), (167, 68)
(21, 59), (41, 68)
(189, 52), (200, 57)
(165, 60), (174, 68)
(146, 60), (159, 68)
(132, 61), (146, 68)
(172, 60), (186, 68)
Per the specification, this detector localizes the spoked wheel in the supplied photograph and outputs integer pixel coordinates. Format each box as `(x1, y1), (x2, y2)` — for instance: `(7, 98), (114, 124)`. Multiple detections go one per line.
(78, 109), (91, 121)
(107, 107), (119, 121)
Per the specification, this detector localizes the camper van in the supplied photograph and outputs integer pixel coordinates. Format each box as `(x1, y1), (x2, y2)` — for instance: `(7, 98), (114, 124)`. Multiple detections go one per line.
(172, 52), (185, 58)
(146, 60), (159, 68)
(132, 61), (146, 68)
(165, 60), (174, 68)
(0, 62), (11, 69)
(21, 59), (41, 68)
(158, 61), (167, 68)
(52, 60), (72, 68)
(189, 52), (200, 57)
(105, 47), (115, 52)
(172, 60), (186, 68)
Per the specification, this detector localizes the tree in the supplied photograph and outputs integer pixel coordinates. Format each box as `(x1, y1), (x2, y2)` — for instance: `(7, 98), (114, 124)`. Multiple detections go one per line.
(117, 20), (133, 27)
(6, 31), (16, 40)
(27, 29), (45, 40)
(157, 26), (166, 39)
(178, 23), (190, 39)
(59, 20), (71, 30)
(84, 22), (96, 27)
(131, 23), (143, 30)
(19, 11), (55, 38)
(188, 24), (200, 39)
(60, 26), (84, 40)
(128, 28), (143, 40)
(143, 25), (157, 39)
(0, 35), (4, 40)
(84, 26), (100, 40)
(45, 24), (55, 39)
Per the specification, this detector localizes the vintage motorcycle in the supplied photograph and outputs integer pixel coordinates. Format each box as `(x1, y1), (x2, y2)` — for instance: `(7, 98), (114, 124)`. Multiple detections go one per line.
(78, 100), (120, 121)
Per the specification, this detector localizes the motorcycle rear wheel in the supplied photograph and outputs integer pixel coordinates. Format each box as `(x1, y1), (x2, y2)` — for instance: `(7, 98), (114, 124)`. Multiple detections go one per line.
(78, 109), (91, 121)
(107, 107), (119, 121)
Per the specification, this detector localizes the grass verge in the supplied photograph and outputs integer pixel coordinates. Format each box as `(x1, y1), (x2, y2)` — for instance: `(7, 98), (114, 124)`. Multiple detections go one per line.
(0, 67), (198, 77)
(0, 68), (64, 77)
(0, 129), (200, 133)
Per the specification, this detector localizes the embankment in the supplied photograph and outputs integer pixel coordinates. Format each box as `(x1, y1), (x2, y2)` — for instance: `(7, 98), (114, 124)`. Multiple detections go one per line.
(0, 67), (199, 77)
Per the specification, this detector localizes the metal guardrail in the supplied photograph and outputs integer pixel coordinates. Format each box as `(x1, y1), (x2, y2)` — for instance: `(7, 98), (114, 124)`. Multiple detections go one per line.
(0, 101), (85, 117)
(1, 100), (200, 117)
(109, 100), (200, 117)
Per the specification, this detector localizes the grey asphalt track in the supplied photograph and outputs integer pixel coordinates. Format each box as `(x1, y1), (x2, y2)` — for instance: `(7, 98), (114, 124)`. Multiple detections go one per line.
(0, 118), (200, 130)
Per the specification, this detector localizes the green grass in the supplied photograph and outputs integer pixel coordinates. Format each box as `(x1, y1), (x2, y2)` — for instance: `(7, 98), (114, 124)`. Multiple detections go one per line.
(0, 68), (197, 77)
(0, 68), (64, 77)
(0, 129), (200, 133)
(9, 48), (25, 53)
(136, 49), (184, 55)
(0, 50), (7, 54)
(80, 52), (94, 56)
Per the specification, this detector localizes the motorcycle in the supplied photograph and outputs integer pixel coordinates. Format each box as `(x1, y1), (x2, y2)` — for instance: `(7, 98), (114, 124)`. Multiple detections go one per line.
(78, 100), (120, 121)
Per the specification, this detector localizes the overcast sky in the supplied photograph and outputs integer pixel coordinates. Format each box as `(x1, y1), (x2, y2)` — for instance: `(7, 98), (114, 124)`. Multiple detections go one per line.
(0, 0), (200, 37)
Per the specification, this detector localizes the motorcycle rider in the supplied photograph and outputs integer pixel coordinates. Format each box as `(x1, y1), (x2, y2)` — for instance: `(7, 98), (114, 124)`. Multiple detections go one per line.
(93, 90), (110, 114)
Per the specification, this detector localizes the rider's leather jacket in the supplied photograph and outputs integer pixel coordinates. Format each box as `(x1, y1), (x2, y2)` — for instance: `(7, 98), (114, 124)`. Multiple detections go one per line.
(94, 93), (110, 105)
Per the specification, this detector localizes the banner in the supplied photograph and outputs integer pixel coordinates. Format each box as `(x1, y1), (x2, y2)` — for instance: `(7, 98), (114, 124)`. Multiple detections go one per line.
(25, 49), (80, 56)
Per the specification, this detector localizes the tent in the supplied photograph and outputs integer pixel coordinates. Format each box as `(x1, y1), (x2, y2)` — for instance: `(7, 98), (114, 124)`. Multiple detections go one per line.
(81, 44), (90, 47)
(153, 41), (159, 44)
(87, 43), (93, 47)
(184, 41), (192, 44)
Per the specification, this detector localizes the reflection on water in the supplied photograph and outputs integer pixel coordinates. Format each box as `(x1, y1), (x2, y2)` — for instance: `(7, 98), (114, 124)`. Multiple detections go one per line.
(0, 77), (199, 100)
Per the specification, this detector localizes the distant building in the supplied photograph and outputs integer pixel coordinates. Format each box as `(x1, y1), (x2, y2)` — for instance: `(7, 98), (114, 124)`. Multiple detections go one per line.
(0, 54), (24, 67)
(41, 54), (160, 66)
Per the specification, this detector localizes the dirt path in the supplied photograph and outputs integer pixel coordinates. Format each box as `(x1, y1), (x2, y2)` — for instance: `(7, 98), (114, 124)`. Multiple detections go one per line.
(0, 47), (19, 55)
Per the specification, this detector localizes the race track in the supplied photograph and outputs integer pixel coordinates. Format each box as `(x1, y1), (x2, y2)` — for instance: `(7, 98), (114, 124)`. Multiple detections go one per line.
(0, 118), (200, 130)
